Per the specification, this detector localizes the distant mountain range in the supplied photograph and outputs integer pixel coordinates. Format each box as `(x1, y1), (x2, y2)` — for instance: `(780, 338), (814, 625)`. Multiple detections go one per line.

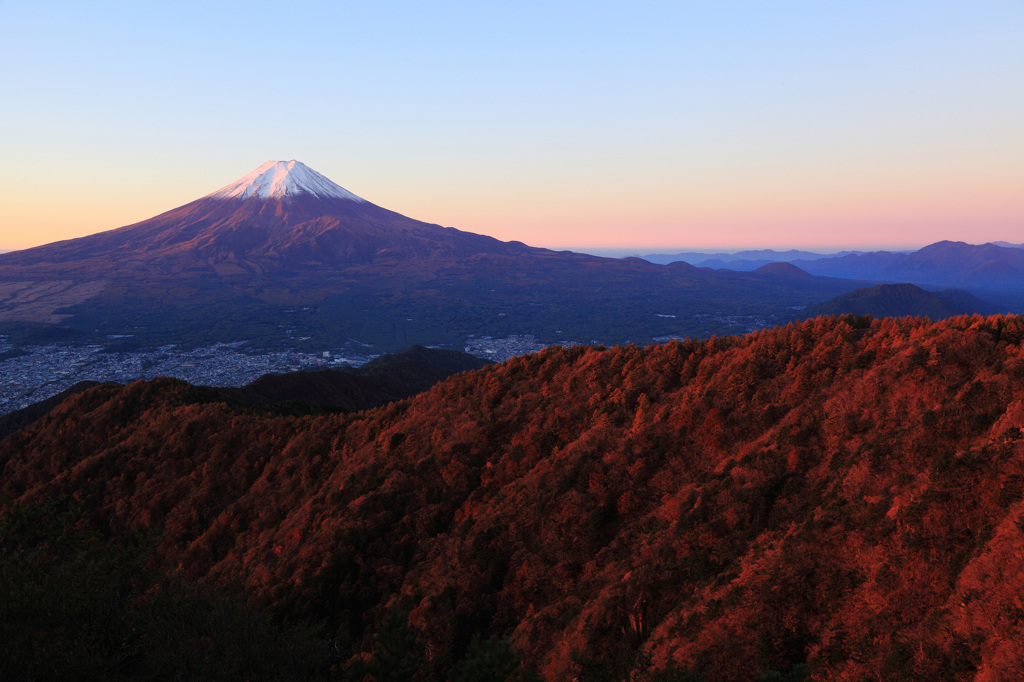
(640, 242), (1024, 294)
(793, 241), (1024, 290)
(638, 248), (869, 268)
(0, 161), (870, 350)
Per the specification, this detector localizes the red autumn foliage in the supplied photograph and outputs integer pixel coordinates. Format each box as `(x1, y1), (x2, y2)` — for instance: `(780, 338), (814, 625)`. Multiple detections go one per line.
(4, 314), (1024, 679)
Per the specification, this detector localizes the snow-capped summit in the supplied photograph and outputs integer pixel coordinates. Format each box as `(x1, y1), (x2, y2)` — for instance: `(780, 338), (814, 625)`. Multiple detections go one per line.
(206, 160), (365, 202)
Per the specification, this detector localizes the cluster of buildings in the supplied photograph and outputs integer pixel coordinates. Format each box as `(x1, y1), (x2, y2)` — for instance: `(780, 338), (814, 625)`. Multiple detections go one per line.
(0, 338), (373, 417)
(464, 334), (583, 363)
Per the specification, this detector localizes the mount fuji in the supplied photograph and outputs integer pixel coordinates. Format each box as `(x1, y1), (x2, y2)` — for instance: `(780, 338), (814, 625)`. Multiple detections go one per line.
(0, 161), (864, 350)
(206, 160), (367, 201)
(3, 160), (532, 273)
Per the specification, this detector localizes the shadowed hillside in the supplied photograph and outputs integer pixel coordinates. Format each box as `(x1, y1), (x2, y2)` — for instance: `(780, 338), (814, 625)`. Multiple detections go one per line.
(212, 345), (492, 414)
(0, 347), (491, 439)
(797, 283), (1000, 320)
(5, 315), (1024, 679)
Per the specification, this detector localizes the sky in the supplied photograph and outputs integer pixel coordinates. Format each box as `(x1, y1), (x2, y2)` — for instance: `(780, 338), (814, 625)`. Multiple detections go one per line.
(0, 1), (1021, 253)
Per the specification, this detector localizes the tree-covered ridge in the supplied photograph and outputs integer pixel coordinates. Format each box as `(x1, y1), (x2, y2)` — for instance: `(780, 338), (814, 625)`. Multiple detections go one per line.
(4, 314), (1024, 679)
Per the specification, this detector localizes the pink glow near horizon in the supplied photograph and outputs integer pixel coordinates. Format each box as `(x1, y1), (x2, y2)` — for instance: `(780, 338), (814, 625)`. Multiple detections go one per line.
(0, 4), (1020, 254)
(2, 178), (1021, 254)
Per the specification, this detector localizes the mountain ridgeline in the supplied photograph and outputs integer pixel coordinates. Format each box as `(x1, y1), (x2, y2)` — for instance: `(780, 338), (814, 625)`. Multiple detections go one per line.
(0, 161), (871, 350)
(644, 241), (1024, 299)
(4, 314), (1024, 679)
(793, 241), (1024, 290)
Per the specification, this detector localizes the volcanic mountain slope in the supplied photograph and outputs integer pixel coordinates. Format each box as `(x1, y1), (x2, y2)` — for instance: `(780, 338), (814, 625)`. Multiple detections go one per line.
(5, 314), (1024, 679)
(1, 161), (524, 272)
(0, 161), (866, 349)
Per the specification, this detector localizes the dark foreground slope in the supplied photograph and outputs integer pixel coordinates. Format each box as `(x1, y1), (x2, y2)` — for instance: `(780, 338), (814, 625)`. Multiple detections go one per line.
(5, 315), (1024, 679)
(0, 346), (490, 440)
(212, 345), (492, 413)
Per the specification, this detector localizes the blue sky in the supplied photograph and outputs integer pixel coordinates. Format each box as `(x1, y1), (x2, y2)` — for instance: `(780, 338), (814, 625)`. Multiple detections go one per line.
(1, 1), (1021, 251)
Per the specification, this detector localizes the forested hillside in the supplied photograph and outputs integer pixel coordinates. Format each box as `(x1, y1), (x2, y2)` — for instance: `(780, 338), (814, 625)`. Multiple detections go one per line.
(4, 314), (1024, 680)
